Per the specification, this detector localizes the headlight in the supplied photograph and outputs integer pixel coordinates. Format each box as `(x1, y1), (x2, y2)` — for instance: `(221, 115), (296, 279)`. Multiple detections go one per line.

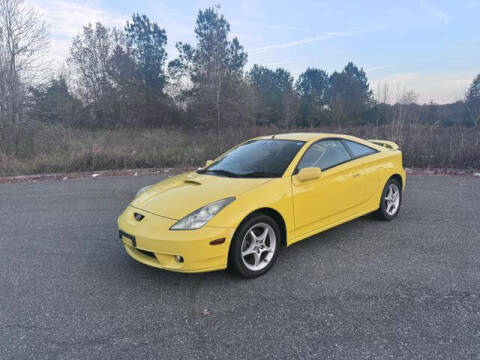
(170, 197), (235, 230)
(135, 185), (152, 198)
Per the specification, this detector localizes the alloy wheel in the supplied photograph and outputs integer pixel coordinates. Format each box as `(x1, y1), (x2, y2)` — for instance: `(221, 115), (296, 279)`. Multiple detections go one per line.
(241, 223), (277, 271)
(384, 183), (400, 216)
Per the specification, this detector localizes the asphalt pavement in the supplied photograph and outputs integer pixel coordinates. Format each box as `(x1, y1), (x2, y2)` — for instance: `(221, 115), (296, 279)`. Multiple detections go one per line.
(0, 174), (479, 359)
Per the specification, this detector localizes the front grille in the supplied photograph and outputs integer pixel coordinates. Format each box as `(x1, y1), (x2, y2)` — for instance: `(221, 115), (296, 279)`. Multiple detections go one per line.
(136, 248), (156, 258)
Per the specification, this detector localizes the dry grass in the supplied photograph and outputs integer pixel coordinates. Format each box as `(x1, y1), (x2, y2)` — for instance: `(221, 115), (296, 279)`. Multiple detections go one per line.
(1, 123), (479, 176)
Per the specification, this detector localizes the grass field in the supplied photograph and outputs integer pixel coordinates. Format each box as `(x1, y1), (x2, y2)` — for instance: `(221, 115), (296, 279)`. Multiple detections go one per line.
(1, 123), (479, 176)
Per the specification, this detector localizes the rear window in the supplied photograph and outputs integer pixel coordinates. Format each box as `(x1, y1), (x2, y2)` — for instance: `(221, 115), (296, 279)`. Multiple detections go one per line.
(343, 140), (377, 158)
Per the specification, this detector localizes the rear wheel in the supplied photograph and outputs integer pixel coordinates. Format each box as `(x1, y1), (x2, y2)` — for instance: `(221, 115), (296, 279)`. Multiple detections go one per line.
(229, 214), (281, 278)
(377, 178), (402, 220)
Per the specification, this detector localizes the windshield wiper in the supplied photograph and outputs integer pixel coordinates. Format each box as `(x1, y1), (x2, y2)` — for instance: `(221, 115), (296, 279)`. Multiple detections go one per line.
(239, 171), (281, 178)
(198, 169), (280, 178)
(199, 169), (239, 177)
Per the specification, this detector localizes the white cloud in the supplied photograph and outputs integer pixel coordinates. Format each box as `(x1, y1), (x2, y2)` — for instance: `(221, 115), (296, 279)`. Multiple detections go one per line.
(262, 60), (294, 67)
(231, 20), (309, 32)
(34, 0), (128, 64)
(421, 1), (450, 25)
(372, 72), (422, 84)
(251, 26), (385, 53)
(371, 72), (475, 104)
(37, 0), (126, 37)
(366, 64), (394, 72)
(33, 0), (198, 67)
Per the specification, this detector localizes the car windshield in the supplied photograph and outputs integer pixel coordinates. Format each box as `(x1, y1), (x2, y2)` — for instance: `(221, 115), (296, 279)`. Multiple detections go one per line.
(198, 139), (305, 178)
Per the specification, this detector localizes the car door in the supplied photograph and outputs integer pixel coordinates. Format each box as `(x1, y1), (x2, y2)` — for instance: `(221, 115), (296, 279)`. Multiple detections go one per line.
(291, 139), (364, 237)
(342, 140), (382, 204)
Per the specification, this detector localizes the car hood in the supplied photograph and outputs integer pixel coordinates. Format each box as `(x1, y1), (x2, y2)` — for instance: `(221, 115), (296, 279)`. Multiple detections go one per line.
(130, 171), (272, 219)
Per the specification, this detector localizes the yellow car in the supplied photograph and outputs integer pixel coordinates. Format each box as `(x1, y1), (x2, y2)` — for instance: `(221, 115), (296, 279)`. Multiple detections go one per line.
(118, 133), (406, 278)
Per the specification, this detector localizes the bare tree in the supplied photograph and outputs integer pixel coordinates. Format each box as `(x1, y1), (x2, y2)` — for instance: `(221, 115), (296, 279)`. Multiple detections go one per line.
(389, 86), (419, 143)
(375, 81), (391, 104)
(67, 23), (130, 127)
(0, 0), (48, 125)
(0, 29), (7, 119)
(68, 23), (118, 105)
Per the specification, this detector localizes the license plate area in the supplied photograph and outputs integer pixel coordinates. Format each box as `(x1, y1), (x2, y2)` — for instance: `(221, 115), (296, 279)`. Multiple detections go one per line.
(119, 230), (136, 247)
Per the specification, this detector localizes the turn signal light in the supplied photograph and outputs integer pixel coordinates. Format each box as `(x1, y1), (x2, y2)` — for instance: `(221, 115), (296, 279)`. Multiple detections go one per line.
(209, 238), (225, 245)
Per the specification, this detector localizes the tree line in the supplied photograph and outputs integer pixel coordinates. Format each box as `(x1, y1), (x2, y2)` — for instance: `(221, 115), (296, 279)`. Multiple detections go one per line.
(1, 1), (480, 131)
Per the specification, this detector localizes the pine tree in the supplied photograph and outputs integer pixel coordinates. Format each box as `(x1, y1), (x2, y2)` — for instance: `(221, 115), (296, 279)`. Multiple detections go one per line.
(296, 68), (329, 127)
(466, 74), (480, 126)
(168, 7), (247, 131)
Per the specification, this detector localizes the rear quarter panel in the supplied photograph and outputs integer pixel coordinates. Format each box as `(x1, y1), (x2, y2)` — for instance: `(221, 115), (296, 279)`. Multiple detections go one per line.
(336, 146), (406, 213)
(381, 150), (406, 189)
(373, 150), (406, 209)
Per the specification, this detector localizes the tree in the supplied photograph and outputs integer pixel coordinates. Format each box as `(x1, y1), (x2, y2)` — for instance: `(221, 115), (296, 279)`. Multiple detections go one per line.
(390, 88), (419, 141)
(466, 74), (480, 126)
(0, 0), (48, 125)
(68, 23), (129, 127)
(68, 17), (175, 128)
(69, 23), (119, 105)
(28, 75), (83, 126)
(296, 68), (329, 127)
(247, 65), (297, 126)
(123, 14), (175, 126)
(125, 13), (168, 90)
(168, 6), (248, 132)
(327, 62), (373, 124)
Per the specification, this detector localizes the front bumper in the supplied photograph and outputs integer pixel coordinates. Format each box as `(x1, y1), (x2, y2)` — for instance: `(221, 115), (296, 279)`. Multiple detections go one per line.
(117, 206), (235, 273)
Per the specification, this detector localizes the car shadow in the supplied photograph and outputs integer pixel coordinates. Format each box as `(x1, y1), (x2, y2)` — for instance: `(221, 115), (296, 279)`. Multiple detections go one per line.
(103, 212), (381, 291)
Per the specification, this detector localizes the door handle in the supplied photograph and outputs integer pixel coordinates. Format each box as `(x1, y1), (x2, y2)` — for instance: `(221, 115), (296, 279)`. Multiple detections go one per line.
(353, 173), (361, 178)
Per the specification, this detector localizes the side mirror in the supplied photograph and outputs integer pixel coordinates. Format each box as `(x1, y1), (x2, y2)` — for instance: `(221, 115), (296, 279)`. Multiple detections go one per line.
(205, 160), (213, 167)
(297, 167), (322, 182)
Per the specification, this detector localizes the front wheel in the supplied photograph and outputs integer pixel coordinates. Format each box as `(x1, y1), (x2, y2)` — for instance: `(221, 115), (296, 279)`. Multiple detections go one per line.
(229, 214), (281, 278)
(377, 178), (402, 220)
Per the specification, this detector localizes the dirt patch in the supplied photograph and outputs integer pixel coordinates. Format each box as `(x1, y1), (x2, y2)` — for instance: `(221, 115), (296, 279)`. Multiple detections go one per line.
(0, 167), (196, 184)
(405, 168), (480, 177)
(0, 167), (479, 185)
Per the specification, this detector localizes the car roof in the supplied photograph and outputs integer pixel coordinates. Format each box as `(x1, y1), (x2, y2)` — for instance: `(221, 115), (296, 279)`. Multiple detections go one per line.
(256, 132), (388, 151)
(257, 133), (348, 142)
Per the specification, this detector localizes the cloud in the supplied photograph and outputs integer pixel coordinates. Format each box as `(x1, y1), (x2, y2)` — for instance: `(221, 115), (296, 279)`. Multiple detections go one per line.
(366, 65), (394, 72)
(262, 60), (294, 67)
(251, 26), (385, 53)
(36, 0), (126, 37)
(34, 0), (128, 64)
(371, 72), (421, 85)
(421, 1), (450, 25)
(370, 72), (474, 104)
(231, 20), (309, 32)
(34, 0), (197, 66)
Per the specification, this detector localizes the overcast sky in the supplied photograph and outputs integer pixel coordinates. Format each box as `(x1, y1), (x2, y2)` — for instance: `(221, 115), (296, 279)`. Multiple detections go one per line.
(35, 0), (480, 104)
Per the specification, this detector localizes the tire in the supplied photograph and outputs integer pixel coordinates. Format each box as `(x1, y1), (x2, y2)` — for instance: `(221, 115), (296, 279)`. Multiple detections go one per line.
(376, 178), (402, 220)
(229, 214), (281, 278)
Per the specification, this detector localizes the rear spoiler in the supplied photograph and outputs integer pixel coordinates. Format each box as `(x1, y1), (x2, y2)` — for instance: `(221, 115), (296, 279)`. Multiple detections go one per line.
(368, 140), (399, 150)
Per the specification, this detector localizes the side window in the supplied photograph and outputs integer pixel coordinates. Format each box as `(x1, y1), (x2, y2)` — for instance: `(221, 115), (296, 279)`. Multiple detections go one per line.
(297, 140), (351, 171)
(343, 140), (377, 158)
